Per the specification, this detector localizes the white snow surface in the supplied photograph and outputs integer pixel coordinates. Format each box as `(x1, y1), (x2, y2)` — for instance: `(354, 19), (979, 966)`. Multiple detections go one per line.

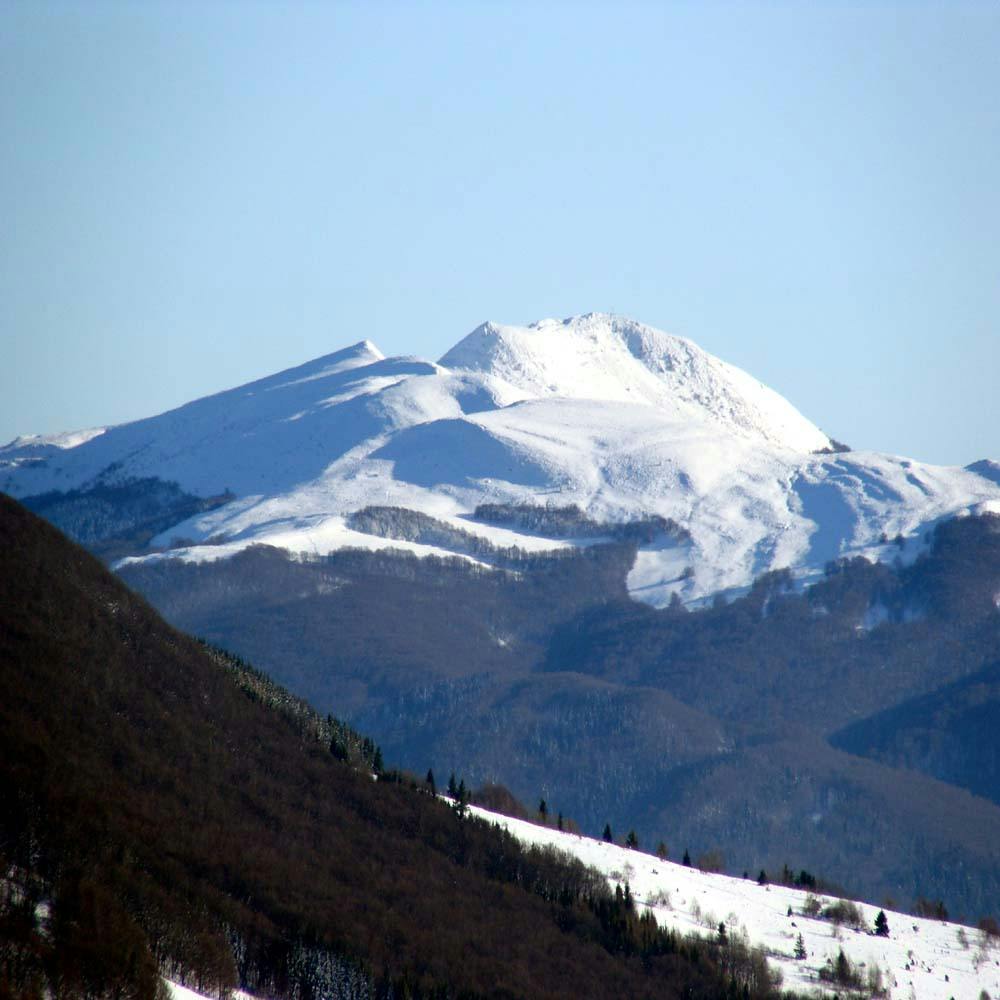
(4, 426), (107, 451)
(166, 982), (254, 1000)
(468, 804), (1000, 1000)
(4, 313), (1000, 606)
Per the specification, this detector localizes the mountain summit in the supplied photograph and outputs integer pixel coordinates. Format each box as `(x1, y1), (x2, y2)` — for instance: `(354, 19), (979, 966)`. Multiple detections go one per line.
(440, 314), (830, 452)
(4, 313), (999, 605)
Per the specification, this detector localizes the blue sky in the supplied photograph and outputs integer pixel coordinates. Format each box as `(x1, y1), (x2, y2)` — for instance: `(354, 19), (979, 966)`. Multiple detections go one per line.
(3, 1), (998, 466)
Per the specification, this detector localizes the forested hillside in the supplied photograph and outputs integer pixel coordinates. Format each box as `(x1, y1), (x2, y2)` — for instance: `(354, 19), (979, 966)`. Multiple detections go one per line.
(0, 495), (793, 1000)
(120, 513), (1000, 920)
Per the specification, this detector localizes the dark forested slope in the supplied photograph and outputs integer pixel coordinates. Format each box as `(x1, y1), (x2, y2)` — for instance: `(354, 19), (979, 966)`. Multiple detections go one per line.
(0, 495), (786, 1000)
(831, 658), (1000, 804)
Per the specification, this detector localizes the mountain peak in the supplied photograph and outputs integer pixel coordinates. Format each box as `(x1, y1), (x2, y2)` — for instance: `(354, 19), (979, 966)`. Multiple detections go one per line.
(352, 338), (384, 359)
(440, 313), (830, 452)
(288, 338), (384, 377)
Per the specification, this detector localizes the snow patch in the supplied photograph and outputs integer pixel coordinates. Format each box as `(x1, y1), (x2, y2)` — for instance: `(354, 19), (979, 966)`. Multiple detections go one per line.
(166, 981), (254, 1000)
(860, 602), (890, 632)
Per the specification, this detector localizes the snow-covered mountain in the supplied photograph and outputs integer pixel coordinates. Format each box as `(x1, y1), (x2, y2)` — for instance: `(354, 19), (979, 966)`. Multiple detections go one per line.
(4, 313), (1000, 605)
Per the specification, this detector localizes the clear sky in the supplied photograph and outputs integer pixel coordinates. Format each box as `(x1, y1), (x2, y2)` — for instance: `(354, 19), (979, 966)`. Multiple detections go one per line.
(3, 1), (998, 466)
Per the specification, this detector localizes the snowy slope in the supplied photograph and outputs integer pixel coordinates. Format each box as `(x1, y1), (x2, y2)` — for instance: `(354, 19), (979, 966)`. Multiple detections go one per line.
(4, 313), (1000, 606)
(468, 804), (1000, 1000)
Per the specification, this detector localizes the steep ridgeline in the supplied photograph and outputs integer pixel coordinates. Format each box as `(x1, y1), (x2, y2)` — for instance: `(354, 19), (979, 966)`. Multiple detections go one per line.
(0, 495), (798, 1000)
(5, 313), (1000, 605)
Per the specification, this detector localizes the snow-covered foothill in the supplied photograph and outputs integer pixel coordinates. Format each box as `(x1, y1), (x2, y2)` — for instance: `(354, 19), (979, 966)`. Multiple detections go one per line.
(467, 804), (1000, 1000)
(4, 313), (1000, 606)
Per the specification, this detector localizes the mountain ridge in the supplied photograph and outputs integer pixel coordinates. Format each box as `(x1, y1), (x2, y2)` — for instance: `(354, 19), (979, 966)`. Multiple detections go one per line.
(4, 313), (999, 606)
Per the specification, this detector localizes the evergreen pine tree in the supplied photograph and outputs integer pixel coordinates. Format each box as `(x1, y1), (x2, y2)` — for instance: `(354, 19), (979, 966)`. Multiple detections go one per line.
(875, 910), (890, 937)
(447, 772), (457, 798)
(794, 933), (806, 960)
(835, 949), (851, 984)
(538, 798), (547, 822)
(625, 829), (639, 850)
(656, 841), (668, 860)
(425, 768), (436, 796)
(454, 779), (469, 818)
(603, 823), (613, 843)
(682, 849), (691, 866)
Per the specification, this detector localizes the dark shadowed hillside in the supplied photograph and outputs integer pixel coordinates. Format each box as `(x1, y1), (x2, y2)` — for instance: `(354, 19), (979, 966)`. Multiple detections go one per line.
(831, 658), (1000, 804)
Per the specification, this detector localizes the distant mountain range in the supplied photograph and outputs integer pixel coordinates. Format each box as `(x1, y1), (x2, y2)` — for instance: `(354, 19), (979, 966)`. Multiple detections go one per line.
(5, 313), (999, 605)
(5, 314), (1000, 923)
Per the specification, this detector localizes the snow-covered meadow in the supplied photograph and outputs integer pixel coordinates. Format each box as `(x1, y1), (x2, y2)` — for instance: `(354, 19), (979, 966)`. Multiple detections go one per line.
(163, 800), (1000, 999)
(469, 804), (1000, 1000)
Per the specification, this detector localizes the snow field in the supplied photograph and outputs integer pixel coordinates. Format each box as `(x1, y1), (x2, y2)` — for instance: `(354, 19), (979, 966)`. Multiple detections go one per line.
(468, 805), (1000, 1000)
